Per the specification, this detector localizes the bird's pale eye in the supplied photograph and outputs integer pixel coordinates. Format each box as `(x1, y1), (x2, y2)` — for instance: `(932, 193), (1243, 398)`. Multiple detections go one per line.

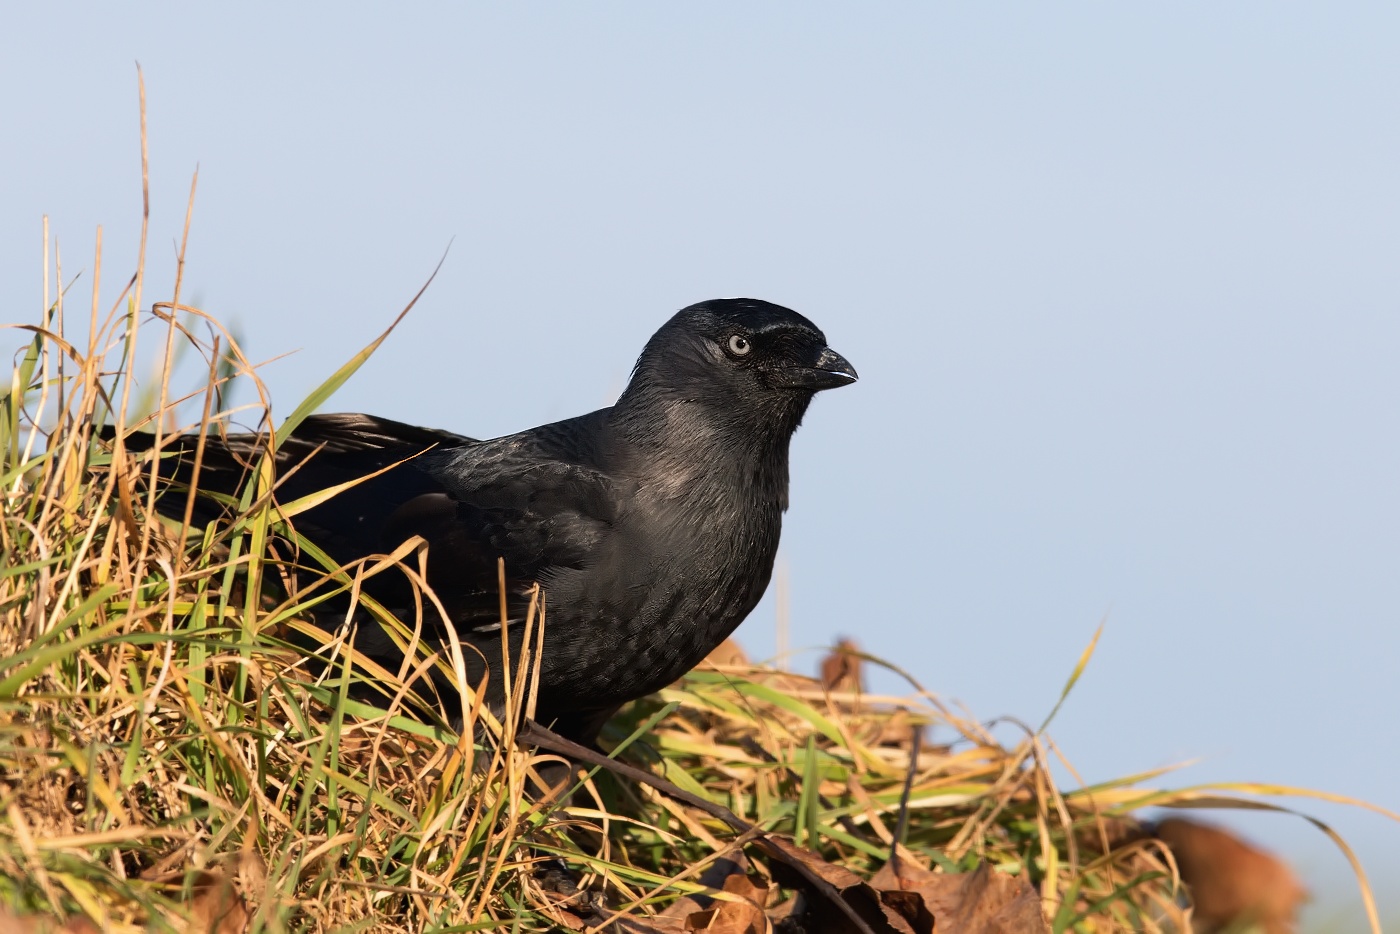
(727, 334), (752, 356)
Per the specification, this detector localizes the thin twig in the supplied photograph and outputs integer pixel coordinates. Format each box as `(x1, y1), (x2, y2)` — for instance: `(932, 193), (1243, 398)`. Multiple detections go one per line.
(517, 719), (879, 934)
(889, 709), (923, 874)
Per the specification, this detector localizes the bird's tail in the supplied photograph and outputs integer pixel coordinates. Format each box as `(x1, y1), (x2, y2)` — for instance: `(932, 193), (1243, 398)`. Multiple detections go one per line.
(99, 423), (273, 526)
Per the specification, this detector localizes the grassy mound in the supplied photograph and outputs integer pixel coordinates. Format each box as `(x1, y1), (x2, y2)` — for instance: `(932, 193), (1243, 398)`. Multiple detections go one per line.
(0, 99), (1388, 934)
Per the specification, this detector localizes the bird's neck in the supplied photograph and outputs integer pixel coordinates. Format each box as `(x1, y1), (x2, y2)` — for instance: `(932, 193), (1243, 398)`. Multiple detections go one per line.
(609, 390), (802, 509)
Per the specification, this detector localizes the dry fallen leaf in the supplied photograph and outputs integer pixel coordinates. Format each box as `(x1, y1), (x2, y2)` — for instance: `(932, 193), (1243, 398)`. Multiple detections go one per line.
(1156, 818), (1307, 934)
(871, 859), (1047, 934)
(0, 912), (101, 934)
(703, 639), (751, 668)
(0, 910), (48, 934)
(657, 856), (755, 923)
(820, 639), (863, 694)
(685, 873), (769, 934)
(762, 835), (929, 934)
(185, 870), (248, 934)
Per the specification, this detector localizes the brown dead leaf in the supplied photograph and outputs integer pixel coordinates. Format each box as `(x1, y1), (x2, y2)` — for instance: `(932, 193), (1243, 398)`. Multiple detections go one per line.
(867, 855), (935, 934)
(868, 852), (937, 894)
(684, 907), (757, 934)
(871, 860), (1046, 934)
(704, 639), (750, 668)
(547, 906), (590, 932)
(721, 871), (770, 909)
(820, 639), (863, 694)
(685, 873), (770, 934)
(233, 844), (267, 895)
(614, 919), (688, 934)
(186, 870), (248, 934)
(0, 912), (101, 934)
(761, 836), (930, 934)
(686, 905), (763, 934)
(764, 835), (867, 892)
(1156, 818), (1307, 934)
(0, 910), (47, 934)
(658, 856), (755, 922)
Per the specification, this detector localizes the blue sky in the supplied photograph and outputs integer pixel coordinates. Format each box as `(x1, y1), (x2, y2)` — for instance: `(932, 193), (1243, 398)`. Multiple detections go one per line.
(4, 5), (1398, 925)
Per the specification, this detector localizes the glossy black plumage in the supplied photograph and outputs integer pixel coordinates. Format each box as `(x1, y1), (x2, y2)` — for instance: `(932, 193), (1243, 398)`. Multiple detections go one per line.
(131, 298), (856, 743)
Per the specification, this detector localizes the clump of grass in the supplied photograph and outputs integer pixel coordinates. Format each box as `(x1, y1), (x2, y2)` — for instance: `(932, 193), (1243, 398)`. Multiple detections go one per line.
(1, 84), (1391, 934)
(0, 216), (589, 931)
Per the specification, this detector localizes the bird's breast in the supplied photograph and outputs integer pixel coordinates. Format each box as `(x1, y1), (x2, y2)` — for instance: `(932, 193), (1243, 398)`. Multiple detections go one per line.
(533, 462), (789, 702)
(612, 487), (781, 667)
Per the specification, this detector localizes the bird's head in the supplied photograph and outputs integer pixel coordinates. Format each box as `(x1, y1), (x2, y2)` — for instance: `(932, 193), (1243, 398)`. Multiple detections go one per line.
(614, 298), (855, 488)
(621, 299), (857, 424)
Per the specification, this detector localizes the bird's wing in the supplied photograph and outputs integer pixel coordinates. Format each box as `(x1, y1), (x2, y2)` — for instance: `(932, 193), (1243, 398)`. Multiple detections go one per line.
(422, 449), (627, 582)
(289, 414), (624, 581)
(259, 415), (479, 568)
(303, 442), (633, 642)
(120, 412), (627, 630)
(281, 413), (477, 457)
(111, 413), (474, 507)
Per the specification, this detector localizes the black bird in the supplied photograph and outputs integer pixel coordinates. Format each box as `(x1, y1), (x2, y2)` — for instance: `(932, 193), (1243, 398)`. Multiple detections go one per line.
(130, 298), (856, 745)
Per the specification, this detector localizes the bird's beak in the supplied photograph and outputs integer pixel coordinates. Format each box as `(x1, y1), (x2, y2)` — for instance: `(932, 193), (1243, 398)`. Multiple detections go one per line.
(769, 346), (859, 390)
